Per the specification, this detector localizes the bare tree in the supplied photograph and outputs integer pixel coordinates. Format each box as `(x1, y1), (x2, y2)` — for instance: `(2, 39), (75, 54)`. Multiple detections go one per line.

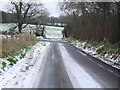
(9, 0), (45, 33)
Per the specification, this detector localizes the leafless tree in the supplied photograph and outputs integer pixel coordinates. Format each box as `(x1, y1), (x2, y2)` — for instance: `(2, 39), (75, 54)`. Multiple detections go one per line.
(9, 0), (46, 33)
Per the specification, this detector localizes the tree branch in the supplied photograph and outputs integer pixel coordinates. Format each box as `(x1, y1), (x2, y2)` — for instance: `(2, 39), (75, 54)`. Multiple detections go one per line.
(21, 24), (28, 29)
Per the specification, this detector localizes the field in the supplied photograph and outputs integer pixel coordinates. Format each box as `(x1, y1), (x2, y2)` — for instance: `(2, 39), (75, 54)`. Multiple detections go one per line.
(0, 23), (64, 38)
(44, 26), (64, 38)
(0, 23), (36, 33)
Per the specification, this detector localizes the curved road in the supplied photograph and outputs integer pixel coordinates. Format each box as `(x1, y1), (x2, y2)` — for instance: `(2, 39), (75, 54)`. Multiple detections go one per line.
(35, 39), (119, 89)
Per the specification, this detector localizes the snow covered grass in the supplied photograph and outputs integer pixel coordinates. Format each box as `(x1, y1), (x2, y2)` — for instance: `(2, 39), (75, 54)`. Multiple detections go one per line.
(0, 46), (32, 72)
(45, 26), (64, 31)
(0, 23), (64, 39)
(0, 23), (15, 32)
(0, 23), (36, 33)
(45, 26), (64, 39)
(0, 41), (50, 89)
(65, 38), (120, 69)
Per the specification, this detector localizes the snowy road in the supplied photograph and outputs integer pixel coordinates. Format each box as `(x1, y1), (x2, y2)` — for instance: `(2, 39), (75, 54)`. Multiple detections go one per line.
(34, 40), (119, 89)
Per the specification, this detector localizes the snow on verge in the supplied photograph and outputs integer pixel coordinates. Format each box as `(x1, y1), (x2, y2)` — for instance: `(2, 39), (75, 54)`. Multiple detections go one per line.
(59, 43), (101, 88)
(71, 40), (120, 69)
(0, 42), (50, 89)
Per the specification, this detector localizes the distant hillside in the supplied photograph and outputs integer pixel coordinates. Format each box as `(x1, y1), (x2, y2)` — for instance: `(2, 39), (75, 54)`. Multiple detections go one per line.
(0, 11), (17, 23)
(0, 11), (61, 25)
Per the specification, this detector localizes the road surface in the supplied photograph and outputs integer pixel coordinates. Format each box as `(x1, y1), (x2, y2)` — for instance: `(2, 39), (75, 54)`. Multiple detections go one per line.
(35, 39), (120, 89)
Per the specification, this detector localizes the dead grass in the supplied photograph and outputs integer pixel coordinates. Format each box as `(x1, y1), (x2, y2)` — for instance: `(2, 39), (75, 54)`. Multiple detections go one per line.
(1, 34), (37, 58)
(0, 37), (2, 58)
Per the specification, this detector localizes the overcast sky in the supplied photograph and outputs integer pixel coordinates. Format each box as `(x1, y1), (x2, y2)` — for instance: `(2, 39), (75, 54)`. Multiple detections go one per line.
(41, 0), (61, 17)
(0, 0), (62, 17)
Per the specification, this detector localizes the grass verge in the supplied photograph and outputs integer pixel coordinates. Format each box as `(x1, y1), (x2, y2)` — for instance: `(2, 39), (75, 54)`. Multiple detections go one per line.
(0, 34), (37, 71)
(64, 37), (120, 60)
(1, 34), (37, 58)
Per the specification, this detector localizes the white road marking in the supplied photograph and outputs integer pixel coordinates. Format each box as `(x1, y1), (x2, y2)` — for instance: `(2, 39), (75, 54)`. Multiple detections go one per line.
(97, 64), (118, 76)
(52, 54), (54, 60)
(89, 58), (92, 61)
(97, 64), (106, 69)
(88, 58), (96, 63)
(77, 50), (87, 56)
(108, 70), (114, 73)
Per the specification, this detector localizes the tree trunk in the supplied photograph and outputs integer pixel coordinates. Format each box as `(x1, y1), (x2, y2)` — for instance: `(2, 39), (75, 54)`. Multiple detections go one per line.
(18, 24), (22, 33)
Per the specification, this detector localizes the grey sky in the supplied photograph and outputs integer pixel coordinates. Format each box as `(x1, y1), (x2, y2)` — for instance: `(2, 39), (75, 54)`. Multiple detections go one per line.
(0, 0), (62, 17)
(41, 1), (61, 17)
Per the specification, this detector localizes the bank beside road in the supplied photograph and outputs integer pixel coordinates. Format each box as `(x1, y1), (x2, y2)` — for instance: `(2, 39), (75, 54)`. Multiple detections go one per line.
(0, 41), (50, 89)
(64, 38), (120, 70)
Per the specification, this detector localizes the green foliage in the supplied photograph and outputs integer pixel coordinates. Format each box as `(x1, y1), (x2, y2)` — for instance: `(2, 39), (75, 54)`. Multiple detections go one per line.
(88, 41), (120, 55)
(0, 45), (32, 71)
(20, 53), (26, 59)
(11, 46), (31, 60)
(67, 38), (120, 57)
(7, 57), (17, 66)
(19, 46), (32, 59)
(63, 37), (74, 42)
(2, 62), (6, 70)
(96, 46), (104, 54)
(83, 42), (89, 49)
